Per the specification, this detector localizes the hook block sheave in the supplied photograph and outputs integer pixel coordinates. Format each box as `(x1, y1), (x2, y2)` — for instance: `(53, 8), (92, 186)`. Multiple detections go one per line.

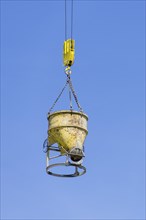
(63, 39), (75, 67)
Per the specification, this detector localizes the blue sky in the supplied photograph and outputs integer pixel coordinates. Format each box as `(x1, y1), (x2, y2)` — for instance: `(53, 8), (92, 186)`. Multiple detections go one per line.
(1, 0), (145, 219)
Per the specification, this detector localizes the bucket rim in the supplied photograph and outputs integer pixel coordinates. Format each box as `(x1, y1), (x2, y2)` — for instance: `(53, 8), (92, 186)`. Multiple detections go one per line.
(47, 110), (88, 120)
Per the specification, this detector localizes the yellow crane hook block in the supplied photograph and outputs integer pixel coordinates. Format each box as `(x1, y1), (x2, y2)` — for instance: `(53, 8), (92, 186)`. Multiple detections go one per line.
(63, 39), (75, 67)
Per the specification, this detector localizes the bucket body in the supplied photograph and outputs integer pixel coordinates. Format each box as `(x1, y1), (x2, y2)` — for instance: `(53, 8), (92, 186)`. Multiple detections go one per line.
(47, 110), (88, 154)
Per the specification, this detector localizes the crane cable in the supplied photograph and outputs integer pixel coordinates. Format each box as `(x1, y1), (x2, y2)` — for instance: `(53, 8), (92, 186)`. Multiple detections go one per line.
(65, 0), (67, 40)
(65, 0), (74, 111)
(48, 0), (83, 115)
(65, 0), (74, 40)
(71, 0), (74, 40)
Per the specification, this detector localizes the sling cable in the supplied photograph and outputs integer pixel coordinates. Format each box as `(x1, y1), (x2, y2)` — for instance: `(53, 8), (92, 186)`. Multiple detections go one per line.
(43, 0), (88, 177)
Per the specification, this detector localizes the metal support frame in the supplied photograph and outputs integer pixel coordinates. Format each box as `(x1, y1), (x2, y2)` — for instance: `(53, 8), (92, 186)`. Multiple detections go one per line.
(45, 144), (86, 177)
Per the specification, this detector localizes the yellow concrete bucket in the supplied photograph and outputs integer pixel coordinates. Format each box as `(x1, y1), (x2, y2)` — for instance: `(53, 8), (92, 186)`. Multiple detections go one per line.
(47, 110), (88, 162)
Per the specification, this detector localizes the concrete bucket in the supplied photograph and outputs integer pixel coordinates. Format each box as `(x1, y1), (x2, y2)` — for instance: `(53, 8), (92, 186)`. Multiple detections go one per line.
(47, 110), (88, 162)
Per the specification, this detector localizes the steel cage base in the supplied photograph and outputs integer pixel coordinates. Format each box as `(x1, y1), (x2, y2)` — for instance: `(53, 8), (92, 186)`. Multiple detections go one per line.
(46, 162), (86, 177)
(45, 144), (86, 178)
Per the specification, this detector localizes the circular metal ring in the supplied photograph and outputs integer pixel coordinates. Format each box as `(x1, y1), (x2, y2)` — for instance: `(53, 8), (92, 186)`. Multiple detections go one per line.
(46, 162), (86, 177)
(65, 68), (72, 75)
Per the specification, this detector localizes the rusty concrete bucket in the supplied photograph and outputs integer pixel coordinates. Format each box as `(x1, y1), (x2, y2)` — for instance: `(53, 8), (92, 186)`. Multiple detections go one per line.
(46, 110), (88, 177)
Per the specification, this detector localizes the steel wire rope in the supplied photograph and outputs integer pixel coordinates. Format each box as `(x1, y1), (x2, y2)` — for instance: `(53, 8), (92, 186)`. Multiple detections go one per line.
(64, 0), (74, 40)
(48, 0), (82, 114)
(65, 0), (67, 40)
(71, 0), (74, 40)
